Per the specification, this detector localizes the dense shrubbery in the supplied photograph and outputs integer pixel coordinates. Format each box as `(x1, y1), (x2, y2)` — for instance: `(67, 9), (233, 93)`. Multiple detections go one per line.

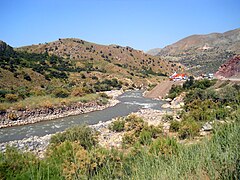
(50, 125), (98, 150)
(109, 118), (125, 132)
(94, 78), (122, 92)
(109, 115), (163, 146)
(168, 77), (217, 99)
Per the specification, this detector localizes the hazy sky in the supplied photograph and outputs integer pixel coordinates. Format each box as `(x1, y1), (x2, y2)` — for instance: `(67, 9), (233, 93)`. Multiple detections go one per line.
(1, 0), (240, 51)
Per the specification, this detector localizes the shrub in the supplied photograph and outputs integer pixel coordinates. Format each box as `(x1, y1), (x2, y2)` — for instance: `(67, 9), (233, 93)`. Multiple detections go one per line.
(178, 119), (201, 139)
(52, 88), (69, 98)
(5, 94), (18, 102)
(139, 130), (153, 145)
(149, 137), (179, 155)
(99, 93), (109, 99)
(23, 73), (31, 81)
(109, 118), (125, 132)
(124, 114), (145, 132)
(170, 120), (181, 132)
(50, 125), (98, 150)
(162, 114), (174, 122)
(71, 87), (85, 97)
(122, 132), (137, 145)
(0, 147), (39, 179)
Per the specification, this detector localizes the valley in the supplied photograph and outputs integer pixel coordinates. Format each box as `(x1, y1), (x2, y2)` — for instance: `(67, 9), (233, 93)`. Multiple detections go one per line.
(0, 31), (239, 180)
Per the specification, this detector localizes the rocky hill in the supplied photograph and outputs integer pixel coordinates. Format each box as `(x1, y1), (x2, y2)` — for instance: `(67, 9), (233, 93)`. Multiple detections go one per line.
(17, 38), (183, 78)
(214, 55), (240, 78)
(151, 28), (240, 75)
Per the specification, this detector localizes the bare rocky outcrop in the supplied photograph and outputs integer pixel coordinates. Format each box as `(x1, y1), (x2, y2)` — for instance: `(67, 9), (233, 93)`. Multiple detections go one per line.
(214, 55), (240, 78)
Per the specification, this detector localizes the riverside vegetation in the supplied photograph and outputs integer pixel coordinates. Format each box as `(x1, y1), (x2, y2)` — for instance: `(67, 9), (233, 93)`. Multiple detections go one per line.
(0, 79), (239, 179)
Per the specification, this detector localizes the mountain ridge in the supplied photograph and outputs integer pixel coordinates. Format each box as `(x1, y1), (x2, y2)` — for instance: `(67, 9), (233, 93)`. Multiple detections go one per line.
(147, 28), (240, 75)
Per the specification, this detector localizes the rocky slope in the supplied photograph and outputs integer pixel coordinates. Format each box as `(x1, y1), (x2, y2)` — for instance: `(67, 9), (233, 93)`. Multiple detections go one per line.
(17, 38), (183, 77)
(214, 55), (240, 78)
(151, 28), (240, 75)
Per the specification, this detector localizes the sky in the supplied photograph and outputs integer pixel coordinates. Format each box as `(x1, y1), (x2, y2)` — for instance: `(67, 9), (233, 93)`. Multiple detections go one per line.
(1, 0), (240, 51)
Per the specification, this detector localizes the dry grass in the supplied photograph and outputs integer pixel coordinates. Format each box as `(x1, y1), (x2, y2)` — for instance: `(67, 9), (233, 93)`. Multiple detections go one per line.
(0, 94), (100, 111)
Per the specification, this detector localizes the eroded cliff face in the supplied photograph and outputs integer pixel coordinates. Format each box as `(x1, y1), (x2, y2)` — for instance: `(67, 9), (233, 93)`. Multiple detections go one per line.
(215, 55), (240, 78)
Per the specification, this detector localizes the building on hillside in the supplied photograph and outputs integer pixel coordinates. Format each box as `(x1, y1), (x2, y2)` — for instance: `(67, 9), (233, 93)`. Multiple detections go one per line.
(200, 73), (214, 79)
(169, 72), (187, 81)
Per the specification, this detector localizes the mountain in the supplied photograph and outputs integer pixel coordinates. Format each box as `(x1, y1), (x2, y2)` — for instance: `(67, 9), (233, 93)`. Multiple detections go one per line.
(214, 55), (240, 79)
(153, 28), (240, 75)
(146, 48), (162, 56)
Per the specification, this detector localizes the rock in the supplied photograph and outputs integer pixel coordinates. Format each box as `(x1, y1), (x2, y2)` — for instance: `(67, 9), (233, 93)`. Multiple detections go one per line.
(162, 103), (171, 108)
(171, 104), (181, 109)
(202, 123), (213, 131)
(165, 98), (172, 102)
(199, 131), (210, 136)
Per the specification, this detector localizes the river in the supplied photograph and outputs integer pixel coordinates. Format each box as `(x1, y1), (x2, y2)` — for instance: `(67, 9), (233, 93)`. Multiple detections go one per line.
(0, 90), (165, 143)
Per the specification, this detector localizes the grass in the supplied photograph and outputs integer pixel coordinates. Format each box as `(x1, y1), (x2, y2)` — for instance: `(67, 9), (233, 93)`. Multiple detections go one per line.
(127, 121), (240, 180)
(0, 93), (100, 111)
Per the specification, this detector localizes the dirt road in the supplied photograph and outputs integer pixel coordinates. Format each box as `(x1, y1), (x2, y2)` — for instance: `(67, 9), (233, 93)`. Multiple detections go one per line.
(145, 80), (183, 99)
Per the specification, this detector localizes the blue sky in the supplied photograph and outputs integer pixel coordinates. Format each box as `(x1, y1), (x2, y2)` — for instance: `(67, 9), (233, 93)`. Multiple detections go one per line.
(1, 0), (240, 51)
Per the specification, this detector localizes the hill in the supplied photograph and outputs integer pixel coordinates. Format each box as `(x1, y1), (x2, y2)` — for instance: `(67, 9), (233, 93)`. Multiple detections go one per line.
(17, 38), (183, 78)
(151, 28), (240, 75)
(0, 40), (183, 110)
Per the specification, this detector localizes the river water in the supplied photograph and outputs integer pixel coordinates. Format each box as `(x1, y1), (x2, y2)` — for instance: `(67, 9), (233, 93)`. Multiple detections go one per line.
(0, 90), (165, 143)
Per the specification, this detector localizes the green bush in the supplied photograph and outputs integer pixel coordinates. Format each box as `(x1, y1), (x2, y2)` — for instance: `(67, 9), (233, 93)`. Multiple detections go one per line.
(109, 118), (125, 132)
(178, 119), (201, 139)
(170, 120), (181, 132)
(139, 130), (153, 145)
(162, 114), (174, 121)
(50, 125), (98, 150)
(52, 88), (69, 98)
(149, 137), (179, 155)
(0, 147), (39, 179)
(99, 92), (109, 99)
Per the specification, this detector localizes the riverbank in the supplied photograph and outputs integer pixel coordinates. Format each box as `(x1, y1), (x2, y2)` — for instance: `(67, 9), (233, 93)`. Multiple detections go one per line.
(0, 89), (123, 129)
(0, 107), (173, 157)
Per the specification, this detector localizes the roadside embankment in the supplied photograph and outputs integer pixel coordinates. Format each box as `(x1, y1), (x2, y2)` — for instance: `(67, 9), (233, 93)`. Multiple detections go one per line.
(144, 80), (183, 99)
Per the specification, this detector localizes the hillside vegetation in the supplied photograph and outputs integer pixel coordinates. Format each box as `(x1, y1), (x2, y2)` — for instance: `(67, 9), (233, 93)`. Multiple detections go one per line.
(0, 40), (182, 111)
(0, 79), (239, 179)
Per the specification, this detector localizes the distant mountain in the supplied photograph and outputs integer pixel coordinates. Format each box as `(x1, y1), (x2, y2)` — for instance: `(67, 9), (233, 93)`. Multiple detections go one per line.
(153, 28), (240, 75)
(146, 48), (162, 56)
(215, 55), (240, 79)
